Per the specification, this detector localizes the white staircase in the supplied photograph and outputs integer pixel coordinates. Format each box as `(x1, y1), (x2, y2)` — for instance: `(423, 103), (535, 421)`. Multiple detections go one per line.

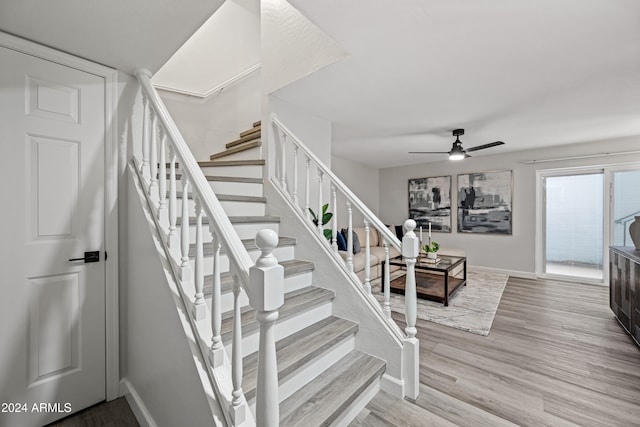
(177, 122), (387, 425)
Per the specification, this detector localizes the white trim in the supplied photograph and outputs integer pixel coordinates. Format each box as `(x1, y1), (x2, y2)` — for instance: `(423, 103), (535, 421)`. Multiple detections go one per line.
(0, 31), (121, 401)
(154, 63), (261, 99)
(120, 379), (159, 427)
(523, 150), (640, 164)
(380, 373), (405, 398)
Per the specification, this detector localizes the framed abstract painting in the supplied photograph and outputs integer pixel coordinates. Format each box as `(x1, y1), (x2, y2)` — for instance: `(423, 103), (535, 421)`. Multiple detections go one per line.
(408, 176), (452, 232)
(457, 170), (512, 234)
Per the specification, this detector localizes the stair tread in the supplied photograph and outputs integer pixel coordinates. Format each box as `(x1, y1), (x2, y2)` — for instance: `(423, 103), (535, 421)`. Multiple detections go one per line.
(252, 120), (261, 128)
(204, 259), (315, 296)
(242, 316), (358, 401)
(209, 140), (261, 160)
(197, 159), (265, 167)
(226, 129), (261, 149)
(177, 215), (280, 226)
(172, 173), (262, 183)
(220, 286), (335, 342)
(168, 192), (266, 203)
(189, 236), (296, 258)
(240, 124), (261, 138)
(280, 350), (386, 426)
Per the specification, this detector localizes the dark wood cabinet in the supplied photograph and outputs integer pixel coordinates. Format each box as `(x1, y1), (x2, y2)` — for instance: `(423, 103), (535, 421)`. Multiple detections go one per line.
(610, 247), (640, 345)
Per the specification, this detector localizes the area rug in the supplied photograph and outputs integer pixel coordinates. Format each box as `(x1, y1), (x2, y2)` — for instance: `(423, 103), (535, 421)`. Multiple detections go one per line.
(371, 269), (509, 336)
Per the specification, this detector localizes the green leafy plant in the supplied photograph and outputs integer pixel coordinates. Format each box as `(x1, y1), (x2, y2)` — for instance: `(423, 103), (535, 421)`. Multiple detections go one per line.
(309, 203), (334, 240)
(422, 241), (440, 253)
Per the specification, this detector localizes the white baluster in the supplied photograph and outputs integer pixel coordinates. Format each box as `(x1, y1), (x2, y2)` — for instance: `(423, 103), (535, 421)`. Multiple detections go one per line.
(209, 231), (224, 368)
(149, 111), (159, 202)
(280, 133), (287, 190)
(304, 157), (311, 221)
(248, 229), (284, 427)
(293, 145), (299, 208)
(383, 242), (391, 318)
(180, 176), (192, 283)
(167, 146), (179, 250)
(317, 170), (324, 235)
(347, 201), (354, 272)
(192, 196), (206, 320)
(364, 220), (371, 294)
(402, 219), (420, 400)
(158, 127), (167, 223)
(229, 275), (247, 425)
(140, 95), (150, 183)
(331, 185), (338, 253)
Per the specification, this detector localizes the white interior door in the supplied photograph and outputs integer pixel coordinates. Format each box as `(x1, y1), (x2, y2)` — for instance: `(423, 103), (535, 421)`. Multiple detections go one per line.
(0, 46), (106, 426)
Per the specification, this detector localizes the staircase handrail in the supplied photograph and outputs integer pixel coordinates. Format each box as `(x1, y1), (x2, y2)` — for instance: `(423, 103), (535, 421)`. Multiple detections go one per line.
(270, 114), (402, 252)
(614, 210), (640, 224)
(137, 71), (253, 286)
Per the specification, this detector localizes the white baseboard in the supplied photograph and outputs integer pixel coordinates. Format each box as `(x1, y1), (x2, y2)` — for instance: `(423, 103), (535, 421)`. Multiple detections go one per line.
(120, 379), (159, 427)
(468, 264), (536, 280)
(380, 373), (404, 398)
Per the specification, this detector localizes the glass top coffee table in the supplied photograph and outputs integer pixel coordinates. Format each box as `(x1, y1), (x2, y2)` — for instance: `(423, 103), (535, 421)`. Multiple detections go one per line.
(385, 254), (467, 306)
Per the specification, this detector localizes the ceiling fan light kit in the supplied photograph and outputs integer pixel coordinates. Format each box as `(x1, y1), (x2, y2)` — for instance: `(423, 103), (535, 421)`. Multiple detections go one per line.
(409, 128), (505, 161)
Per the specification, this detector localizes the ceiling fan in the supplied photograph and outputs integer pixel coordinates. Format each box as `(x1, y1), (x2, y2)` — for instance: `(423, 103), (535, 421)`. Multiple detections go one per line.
(409, 129), (505, 161)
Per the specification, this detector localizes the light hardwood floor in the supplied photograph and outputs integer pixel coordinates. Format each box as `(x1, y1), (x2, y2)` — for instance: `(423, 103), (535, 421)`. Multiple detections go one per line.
(352, 276), (640, 427)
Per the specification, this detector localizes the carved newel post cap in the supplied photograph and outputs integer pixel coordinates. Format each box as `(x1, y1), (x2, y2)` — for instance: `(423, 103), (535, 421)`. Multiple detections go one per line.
(249, 229), (284, 311)
(402, 219), (419, 258)
(255, 229), (279, 267)
(404, 219), (417, 234)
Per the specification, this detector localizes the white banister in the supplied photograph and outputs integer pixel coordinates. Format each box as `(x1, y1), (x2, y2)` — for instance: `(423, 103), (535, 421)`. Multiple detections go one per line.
(347, 201), (354, 272)
(248, 230), (284, 427)
(304, 157), (310, 222)
(140, 94), (150, 181)
(293, 145), (299, 208)
(383, 242), (391, 318)
(193, 196), (206, 320)
(280, 133), (287, 190)
(331, 185), (338, 253)
(317, 170), (323, 234)
(167, 146), (178, 249)
(402, 219), (420, 400)
(364, 220), (371, 294)
(229, 275), (247, 425)
(180, 175), (192, 283)
(149, 111), (158, 202)
(209, 231), (224, 368)
(158, 128), (167, 221)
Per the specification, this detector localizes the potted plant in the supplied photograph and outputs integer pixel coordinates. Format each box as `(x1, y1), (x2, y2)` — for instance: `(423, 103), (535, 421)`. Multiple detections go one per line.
(309, 203), (334, 240)
(422, 241), (440, 260)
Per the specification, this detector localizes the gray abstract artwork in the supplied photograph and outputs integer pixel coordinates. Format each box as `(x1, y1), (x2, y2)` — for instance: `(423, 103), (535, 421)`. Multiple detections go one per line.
(408, 176), (451, 232)
(457, 170), (512, 234)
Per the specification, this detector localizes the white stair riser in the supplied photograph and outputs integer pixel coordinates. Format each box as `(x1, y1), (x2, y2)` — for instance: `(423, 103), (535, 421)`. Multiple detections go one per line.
(284, 271), (313, 293)
(199, 164), (264, 179)
(180, 198), (266, 217)
(224, 302), (333, 358)
(248, 335), (356, 411)
(184, 221), (279, 243)
(176, 180), (263, 198)
(199, 245), (296, 273)
(206, 290), (249, 319)
(214, 145), (262, 162)
(330, 377), (381, 427)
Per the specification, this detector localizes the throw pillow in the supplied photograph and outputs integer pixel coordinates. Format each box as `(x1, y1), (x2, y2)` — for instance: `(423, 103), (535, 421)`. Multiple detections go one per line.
(336, 231), (347, 251)
(340, 228), (362, 254)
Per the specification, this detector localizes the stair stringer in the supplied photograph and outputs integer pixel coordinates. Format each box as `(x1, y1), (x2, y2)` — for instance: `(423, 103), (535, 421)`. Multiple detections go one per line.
(263, 179), (407, 398)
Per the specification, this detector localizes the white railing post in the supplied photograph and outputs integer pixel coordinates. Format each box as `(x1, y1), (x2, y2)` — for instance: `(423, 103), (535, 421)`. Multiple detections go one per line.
(402, 219), (420, 400)
(248, 229), (284, 427)
(383, 242), (391, 318)
(317, 170), (323, 235)
(209, 230), (224, 368)
(304, 157), (311, 222)
(229, 275), (248, 425)
(149, 111), (159, 202)
(180, 176), (192, 283)
(167, 146), (179, 250)
(140, 94), (150, 183)
(293, 145), (299, 209)
(347, 201), (354, 272)
(364, 220), (371, 294)
(280, 133), (287, 191)
(192, 196), (206, 320)
(331, 186), (338, 253)
(158, 127), (167, 223)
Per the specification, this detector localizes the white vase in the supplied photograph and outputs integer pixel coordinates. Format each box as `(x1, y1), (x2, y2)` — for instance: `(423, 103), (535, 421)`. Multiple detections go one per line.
(427, 252), (438, 260)
(630, 216), (640, 250)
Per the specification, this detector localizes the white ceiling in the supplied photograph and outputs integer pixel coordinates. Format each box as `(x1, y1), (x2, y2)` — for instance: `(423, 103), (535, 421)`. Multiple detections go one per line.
(0, 0), (224, 74)
(275, 0), (640, 168)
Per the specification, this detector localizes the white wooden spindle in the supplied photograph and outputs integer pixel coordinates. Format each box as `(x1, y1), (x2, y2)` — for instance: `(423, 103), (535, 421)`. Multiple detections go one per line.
(402, 219), (420, 400)
(280, 133), (287, 190)
(149, 111), (158, 202)
(167, 146), (178, 250)
(209, 231), (224, 368)
(331, 185), (338, 253)
(317, 170), (323, 234)
(229, 275), (247, 425)
(180, 176), (192, 283)
(140, 95), (150, 182)
(383, 242), (391, 318)
(304, 157), (311, 221)
(248, 229), (284, 427)
(293, 145), (299, 208)
(364, 220), (371, 294)
(158, 128), (167, 222)
(347, 201), (354, 272)
(192, 196), (206, 320)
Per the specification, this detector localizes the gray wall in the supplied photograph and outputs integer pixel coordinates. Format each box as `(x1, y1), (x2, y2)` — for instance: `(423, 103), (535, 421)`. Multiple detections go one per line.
(379, 136), (640, 276)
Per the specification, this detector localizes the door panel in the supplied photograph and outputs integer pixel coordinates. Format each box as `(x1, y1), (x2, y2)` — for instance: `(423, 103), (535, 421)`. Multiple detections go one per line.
(0, 46), (106, 426)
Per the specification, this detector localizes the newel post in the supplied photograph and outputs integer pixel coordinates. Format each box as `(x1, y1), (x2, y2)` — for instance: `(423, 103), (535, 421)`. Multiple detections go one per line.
(248, 229), (284, 427)
(402, 219), (420, 400)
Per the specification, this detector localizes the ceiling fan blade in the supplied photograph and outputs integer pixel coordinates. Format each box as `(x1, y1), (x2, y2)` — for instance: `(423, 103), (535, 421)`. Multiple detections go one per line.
(408, 151), (448, 154)
(465, 141), (505, 152)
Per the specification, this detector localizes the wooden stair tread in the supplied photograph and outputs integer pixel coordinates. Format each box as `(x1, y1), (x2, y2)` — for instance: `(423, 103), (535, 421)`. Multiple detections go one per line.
(204, 259), (315, 296)
(242, 316), (358, 401)
(226, 129), (261, 149)
(177, 215), (280, 226)
(171, 173), (262, 183)
(209, 140), (261, 160)
(168, 192), (266, 203)
(252, 120), (261, 128)
(197, 159), (265, 167)
(240, 124), (261, 138)
(280, 350), (386, 426)
(189, 236), (296, 257)
(220, 287), (335, 342)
